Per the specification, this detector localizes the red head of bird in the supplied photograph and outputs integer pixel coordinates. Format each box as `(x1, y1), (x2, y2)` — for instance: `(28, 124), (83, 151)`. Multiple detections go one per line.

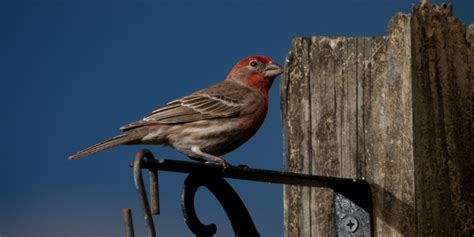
(226, 56), (283, 95)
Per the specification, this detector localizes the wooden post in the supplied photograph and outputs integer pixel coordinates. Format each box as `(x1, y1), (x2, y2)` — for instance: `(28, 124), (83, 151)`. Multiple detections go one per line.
(281, 3), (473, 236)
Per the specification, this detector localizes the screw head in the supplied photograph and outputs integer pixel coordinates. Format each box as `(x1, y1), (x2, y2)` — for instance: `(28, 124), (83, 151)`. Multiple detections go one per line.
(342, 216), (359, 233)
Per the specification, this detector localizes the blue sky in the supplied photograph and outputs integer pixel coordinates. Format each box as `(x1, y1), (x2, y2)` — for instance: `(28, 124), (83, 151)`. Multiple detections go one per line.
(1, 0), (473, 236)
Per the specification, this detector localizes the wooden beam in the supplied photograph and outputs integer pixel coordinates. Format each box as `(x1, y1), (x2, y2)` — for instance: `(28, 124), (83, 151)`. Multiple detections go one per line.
(282, 3), (473, 236)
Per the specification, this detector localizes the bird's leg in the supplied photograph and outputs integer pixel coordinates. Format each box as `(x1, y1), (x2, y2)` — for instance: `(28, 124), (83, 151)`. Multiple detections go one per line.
(190, 146), (229, 169)
(187, 156), (207, 163)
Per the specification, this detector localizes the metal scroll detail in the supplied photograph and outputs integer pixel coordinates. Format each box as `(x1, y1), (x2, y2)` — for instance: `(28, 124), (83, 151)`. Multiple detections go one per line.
(181, 172), (260, 237)
(120, 150), (373, 237)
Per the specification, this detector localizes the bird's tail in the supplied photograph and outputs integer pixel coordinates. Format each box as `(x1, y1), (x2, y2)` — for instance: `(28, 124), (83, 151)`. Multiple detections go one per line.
(68, 133), (141, 160)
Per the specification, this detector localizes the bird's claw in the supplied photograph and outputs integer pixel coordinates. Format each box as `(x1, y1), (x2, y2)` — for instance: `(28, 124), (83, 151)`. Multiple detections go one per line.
(205, 160), (230, 170)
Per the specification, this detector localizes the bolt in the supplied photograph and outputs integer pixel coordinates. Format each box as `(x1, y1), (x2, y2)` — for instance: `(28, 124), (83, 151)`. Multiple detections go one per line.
(342, 216), (359, 233)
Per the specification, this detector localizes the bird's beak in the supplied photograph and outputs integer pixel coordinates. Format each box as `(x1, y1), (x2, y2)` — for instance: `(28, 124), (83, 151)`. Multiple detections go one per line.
(264, 62), (284, 78)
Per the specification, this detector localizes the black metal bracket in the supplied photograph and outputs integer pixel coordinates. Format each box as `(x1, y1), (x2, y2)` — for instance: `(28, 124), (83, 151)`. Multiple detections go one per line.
(122, 150), (160, 237)
(182, 172), (260, 237)
(122, 149), (373, 237)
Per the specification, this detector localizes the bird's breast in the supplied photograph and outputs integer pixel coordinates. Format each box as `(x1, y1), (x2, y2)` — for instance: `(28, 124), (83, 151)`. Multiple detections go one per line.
(237, 101), (268, 139)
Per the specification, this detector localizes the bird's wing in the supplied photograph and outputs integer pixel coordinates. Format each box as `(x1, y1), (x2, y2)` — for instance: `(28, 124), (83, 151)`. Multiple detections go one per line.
(120, 82), (250, 131)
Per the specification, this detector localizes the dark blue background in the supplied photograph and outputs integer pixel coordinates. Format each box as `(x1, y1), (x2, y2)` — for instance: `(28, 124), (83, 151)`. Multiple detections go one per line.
(2, 0), (472, 236)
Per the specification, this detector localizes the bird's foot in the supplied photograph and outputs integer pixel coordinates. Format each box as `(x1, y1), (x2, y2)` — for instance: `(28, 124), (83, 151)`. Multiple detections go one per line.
(205, 159), (230, 170)
(190, 146), (230, 170)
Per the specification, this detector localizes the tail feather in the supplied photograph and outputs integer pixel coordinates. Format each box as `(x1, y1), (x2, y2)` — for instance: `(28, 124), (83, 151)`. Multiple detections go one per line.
(69, 133), (140, 160)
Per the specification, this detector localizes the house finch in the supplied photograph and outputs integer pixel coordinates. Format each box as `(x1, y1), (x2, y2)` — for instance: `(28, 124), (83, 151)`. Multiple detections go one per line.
(69, 56), (283, 168)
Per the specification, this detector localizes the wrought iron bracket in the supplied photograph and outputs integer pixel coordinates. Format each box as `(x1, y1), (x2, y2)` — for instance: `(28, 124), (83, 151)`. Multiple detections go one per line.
(122, 149), (373, 237)
(182, 172), (260, 237)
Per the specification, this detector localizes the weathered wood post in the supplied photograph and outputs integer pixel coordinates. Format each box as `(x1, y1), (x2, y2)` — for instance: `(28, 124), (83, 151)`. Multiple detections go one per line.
(281, 2), (473, 236)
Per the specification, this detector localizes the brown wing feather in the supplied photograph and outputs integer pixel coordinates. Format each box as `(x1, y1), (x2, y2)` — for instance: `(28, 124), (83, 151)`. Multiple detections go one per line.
(120, 81), (249, 131)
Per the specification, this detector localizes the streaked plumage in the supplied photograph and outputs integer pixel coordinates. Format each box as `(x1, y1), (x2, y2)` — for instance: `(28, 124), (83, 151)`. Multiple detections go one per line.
(69, 56), (283, 167)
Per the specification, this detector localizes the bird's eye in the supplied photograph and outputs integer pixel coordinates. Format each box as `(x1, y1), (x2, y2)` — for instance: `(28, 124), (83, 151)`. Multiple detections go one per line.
(250, 61), (258, 67)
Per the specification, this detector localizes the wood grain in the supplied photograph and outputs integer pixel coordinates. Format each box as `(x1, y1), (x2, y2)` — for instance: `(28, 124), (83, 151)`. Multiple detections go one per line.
(282, 3), (472, 236)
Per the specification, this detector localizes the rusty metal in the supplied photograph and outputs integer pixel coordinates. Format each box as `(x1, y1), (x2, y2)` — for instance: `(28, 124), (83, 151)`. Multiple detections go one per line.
(182, 172), (260, 237)
(131, 149), (160, 237)
(122, 208), (135, 237)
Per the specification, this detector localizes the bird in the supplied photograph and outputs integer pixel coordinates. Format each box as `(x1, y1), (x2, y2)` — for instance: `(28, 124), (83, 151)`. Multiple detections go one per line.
(69, 56), (283, 168)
